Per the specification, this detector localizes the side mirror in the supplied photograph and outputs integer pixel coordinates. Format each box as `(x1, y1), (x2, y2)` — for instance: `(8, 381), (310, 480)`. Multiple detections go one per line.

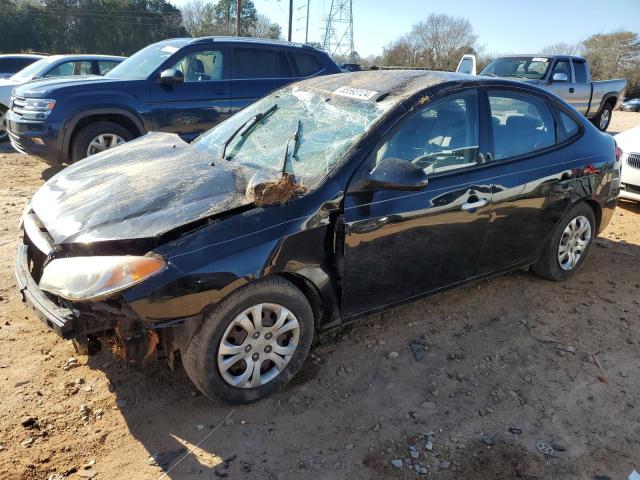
(366, 157), (428, 191)
(159, 69), (184, 85)
(551, 72), (568, 82)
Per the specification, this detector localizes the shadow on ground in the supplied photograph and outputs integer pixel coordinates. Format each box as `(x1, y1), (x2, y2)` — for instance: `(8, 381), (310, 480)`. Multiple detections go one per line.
(80, 234), (640, 479)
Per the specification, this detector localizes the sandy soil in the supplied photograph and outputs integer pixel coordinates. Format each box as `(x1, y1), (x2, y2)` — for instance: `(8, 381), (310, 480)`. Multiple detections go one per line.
(0, 112), (639, 480)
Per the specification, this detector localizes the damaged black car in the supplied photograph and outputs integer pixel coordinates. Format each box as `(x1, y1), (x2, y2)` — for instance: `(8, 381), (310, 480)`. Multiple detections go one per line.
(14, 71), (621, 403)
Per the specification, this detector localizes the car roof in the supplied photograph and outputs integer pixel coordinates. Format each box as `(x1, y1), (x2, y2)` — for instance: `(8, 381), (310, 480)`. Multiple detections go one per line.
(0, 54), (46, 59)
(159, 36), (324, 52)
(300, 70), (488, 102)
(498, 54), (586, 61)
(42, 54), (126, 61)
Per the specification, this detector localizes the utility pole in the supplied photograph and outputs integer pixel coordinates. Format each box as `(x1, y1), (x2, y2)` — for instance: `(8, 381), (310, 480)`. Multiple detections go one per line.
(305, 0), (310, 44)
(236, 0), (241, 36)
(288, 0), (293, 41)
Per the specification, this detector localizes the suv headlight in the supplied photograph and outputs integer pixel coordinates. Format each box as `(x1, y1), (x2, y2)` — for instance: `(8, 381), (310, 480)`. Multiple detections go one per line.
(16, 97), (57, 120)
(39, 256), (166, 301)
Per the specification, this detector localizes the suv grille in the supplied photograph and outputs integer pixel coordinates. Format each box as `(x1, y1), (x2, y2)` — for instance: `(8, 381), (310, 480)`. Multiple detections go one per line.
(11, 96), (26, 118)
(628, 153), (640, 170)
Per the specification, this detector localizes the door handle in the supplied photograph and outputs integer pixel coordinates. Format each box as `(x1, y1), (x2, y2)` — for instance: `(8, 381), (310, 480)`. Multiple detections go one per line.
(569, 87), (575, 93)
(461, 198), (488, 211)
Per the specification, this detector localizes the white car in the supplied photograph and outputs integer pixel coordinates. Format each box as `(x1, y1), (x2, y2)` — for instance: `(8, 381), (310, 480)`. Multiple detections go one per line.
(615, 126), (640, 201)
(0, 54), (124, 142)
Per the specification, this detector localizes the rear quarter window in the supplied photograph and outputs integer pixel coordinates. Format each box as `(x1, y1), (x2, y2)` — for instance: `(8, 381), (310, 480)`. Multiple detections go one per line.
(291, 52), (323, 77)
(234, 48), (292, 79)
(0, 58), (17, 72)
(558, 109), (580, 139)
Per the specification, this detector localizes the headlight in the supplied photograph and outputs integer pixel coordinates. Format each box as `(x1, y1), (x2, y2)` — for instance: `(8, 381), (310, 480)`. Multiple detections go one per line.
(13, 96), (56, 120)
(39, 256), (165, 301)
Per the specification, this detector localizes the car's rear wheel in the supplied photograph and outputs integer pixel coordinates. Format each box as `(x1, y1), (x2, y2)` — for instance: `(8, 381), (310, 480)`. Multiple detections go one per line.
(531, 203), (596, 281)
(70, 121), (133, 163)
(593, 102), (613, 131)
(183, 277), (314, 403)
(0, 106), (8, 143)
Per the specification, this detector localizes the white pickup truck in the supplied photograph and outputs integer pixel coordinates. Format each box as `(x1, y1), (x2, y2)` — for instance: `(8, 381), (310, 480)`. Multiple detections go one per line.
(456, 54), (627, 131)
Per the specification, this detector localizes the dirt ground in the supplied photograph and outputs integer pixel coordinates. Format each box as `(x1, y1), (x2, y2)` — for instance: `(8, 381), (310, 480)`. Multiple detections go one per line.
(0, 112), (639, 480)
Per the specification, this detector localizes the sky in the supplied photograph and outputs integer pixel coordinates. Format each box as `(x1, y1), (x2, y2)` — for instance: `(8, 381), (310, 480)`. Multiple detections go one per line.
(170, 0), (640, 58)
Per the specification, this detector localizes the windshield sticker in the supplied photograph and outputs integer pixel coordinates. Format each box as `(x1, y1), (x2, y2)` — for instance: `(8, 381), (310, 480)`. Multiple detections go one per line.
(532, 57), (548, 62)
(161, 46), (179, 54)
(333, 86), (378, 100)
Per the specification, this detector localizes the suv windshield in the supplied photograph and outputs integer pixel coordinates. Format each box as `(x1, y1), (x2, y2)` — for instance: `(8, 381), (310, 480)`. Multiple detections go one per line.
(481, 57), (550, 80)
(194, 85), (395, 186)
(11, 57), (57, 82)
(106, 40), (189, 80)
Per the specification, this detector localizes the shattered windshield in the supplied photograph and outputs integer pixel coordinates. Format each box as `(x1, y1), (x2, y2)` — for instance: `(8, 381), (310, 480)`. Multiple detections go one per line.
(194, 85), (394, 187)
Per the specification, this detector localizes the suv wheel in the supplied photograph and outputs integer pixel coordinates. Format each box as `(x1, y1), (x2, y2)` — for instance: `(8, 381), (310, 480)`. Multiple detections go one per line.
(183, 277), (314, 404)
(531, 203), (596, 281)
(0, 106), (8, 143)
(71, 121), (133, 163)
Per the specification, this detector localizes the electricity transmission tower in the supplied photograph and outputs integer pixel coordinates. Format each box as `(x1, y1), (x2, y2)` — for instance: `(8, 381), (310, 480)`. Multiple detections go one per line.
(322, 0), (354, 59)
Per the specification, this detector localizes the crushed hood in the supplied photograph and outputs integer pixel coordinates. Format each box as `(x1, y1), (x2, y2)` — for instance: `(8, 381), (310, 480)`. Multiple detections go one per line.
(31, 132), (254, 245)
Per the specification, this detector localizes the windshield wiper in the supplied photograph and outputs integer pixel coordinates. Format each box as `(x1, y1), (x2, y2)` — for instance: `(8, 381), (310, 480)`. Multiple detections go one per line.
(281, 120), (303, 175)
(221, 104), (278, 160)
(505, 74), (528, 79)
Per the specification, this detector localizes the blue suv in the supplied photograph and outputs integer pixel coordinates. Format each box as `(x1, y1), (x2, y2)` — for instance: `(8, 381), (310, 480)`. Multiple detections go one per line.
(7, 37), (340, 164)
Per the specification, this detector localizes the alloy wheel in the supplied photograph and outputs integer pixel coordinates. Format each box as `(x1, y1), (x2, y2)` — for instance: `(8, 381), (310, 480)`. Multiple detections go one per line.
(557, 215), (592, 271)
(217, 302), (300, 389)
(86, 133), (125, 157)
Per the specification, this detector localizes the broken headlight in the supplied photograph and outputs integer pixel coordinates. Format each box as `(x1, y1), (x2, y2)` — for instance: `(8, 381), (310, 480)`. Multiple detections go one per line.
(39, 255), (165, 301)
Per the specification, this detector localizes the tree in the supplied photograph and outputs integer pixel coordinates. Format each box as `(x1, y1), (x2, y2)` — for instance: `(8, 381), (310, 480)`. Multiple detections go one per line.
(212, 0), (257, 36)
(181, 0), (217, 37)
(0, 0), (186, 55)
(248, 13), (281, 39)
(540, 42), (582, 56)
(582, 31), (640, 97)
(381, 13), (480, 70)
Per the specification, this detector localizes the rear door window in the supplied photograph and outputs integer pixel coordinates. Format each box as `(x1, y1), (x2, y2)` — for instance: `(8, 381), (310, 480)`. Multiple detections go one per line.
(573, 61), (588, 83)
(488, 91), (557, 160)
(97, 61), (120, 75)
(290, 52), (323, 77)
(234, 48), (292, 79)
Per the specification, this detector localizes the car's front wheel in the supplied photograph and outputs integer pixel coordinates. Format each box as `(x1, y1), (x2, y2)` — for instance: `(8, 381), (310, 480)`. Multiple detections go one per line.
(183, 277), (314, 403)
(531, 202), (596, 281)
(70, 121), (133, 163)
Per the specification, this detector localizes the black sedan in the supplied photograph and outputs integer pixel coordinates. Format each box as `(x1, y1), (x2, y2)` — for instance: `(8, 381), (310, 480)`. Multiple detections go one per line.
(621, 98), (640, 112)
(14, 71), (621, 403)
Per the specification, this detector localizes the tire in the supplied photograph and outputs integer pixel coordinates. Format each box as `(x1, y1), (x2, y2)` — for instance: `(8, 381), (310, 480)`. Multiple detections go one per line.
(70, 121), (134, 163)
(592, 101), (613, 132)
(183, 277), (314, 404)
(531, 202), (596, 281)
(0, 106), (8, 143)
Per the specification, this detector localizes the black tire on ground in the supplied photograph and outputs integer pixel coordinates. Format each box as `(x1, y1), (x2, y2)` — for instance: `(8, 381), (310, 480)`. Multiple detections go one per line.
(531, 202), (596, 281)
(70, 121), (134, 163)
(592, 101), (614, 132)
(0, 105), (8, 143)
(183, 277), (315, 404)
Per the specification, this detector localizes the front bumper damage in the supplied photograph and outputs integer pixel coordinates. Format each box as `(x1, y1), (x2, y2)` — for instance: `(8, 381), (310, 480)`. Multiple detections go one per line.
(13, 244), (76, 339)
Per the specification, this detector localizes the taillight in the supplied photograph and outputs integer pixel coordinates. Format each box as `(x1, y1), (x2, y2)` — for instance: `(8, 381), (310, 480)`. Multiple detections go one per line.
(615, 141), (623, 161)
